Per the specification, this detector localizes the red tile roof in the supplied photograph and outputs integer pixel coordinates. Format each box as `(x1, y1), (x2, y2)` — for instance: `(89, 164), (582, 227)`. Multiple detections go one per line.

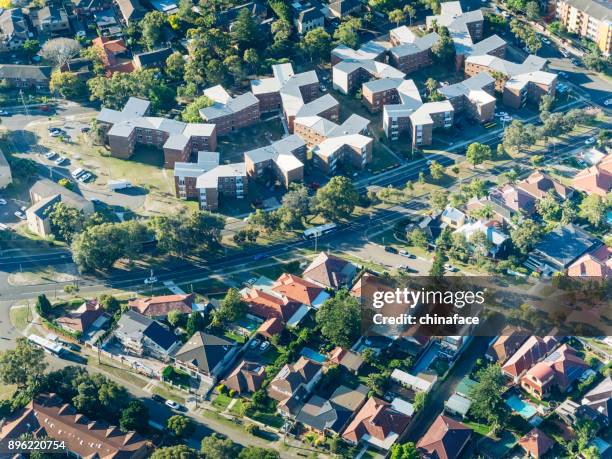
(568, 245), (612, 278)
(572, 154), (612, 197)
(129, 293), (194, 317)
(243, 288), (300, 322)
(342, 397), (410, 446)
(416, 415), (472, 459)
(518, 428), (554, 458)
(271, 273), (324, 306)
(56, 299), (104, 333)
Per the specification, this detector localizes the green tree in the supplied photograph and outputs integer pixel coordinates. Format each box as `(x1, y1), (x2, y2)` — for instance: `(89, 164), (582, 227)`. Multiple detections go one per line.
(579, 194), (608, 226)
(431, 26), (455, 67)
(536, 191), (561, 223)
(36, 294), (52, 316)
(151, 445), (200, 459)
(539, 94), (554, 112)
(166, 51), (185, 80)
(150, 210), (224, 256)
(167, 310), (185, 327)
(403, 5), (416, 25)
(315, 289), (361, 348)
(21, 39), (40, 60)
(466, 142), (492, 166)
(149, 84), (176, 112)
(88, 69), (160, 110)
(408, 228), (428, 248)
(429, 160), (444, 180)
(510, 219), (541, 254)
(218, 288), (247, 323)
(390, 442), (419, 459)
(425, 78), (437, 95)
(525, 1), (540, 19)
(413, 391), (428, 411)
(201, 434), (239, 459)
(429, 189), (448, 211)
(313, 176), (359, 220)
(181, 95), (214, 122)
(50, 71), (86, 99)
(469, 364), (508, 432)
(388, 8), (405, 25)
(232, 8), (259, 49)
(0, 338), (48, 388)
(186, 311), (207, 336)
(333, 18), (362, 48)
(365, 371), (389, 396)
(99, 294), (120, 313)
(429, 249), (446, 278)
(119, 400), (149, 433)
(503, 120), (536, 154)
(167, 414), (193, 437)
(44, 202), (85, 242)
(302, 27), (332, 62)
(141, 11), (167, 49)
(238, 447), (280, 459)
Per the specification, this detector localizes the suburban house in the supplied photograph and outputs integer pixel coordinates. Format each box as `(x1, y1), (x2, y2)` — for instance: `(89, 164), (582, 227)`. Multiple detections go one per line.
(454, 220), (511, 258)
(527, 224), (601, 275)
(465, 195), (515, 227)
(520, 344), (588, 399)
(115, 0), (146, 24)
(0, 8), (30, 51)
(271, 273), (330, 309)
(342, 397), (411, 451)
(294, 7), (324, 34)
(327, 0), (361, 18)
(133, 47), (173, 69)
(173, 331), (238, 386)
(0, 150), (12, 189)
(0, 393), (151, 458)
(128, 293), (195, 319)
(198, 85), (260, 135)
(268, 356), (324, 417)
(302, 252), (357, 290)
(26, 179), (95, 237)
(572, 153), (612, 197)
(328, 346), (364, 374)
(31, 5), (71, 34)
(555, 398), (605, 426)
(243, 287), (302, 334)
(416, 415), (472, 459)
(295, 384), (368, 435)
(486, 327), (528, 363)
(56, 300), (105, 335)
(0, 64), (52, 89)
(502, 335), (559, 381)
(96, 97), (217, 167)
(518, 428), (554, 458)
(92, 36), (134, 75)
(567, 245), (612, 278)
(582, 376), (612, 422)
(441, 206), (467, 228)
(222, 359), (266, 394)
(114, 310), (180, 360)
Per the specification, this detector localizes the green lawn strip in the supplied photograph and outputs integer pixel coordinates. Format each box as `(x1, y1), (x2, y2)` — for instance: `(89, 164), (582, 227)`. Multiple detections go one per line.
(152, 383), (186, 405)
(0, 384), (17, 401)
(249, 411), (284, 429)
(465, 421), (493, 436)
(9, 305), (31, 332)
(212, 393), (233, 411)
(229, 399), (243, 416)
(86, 354), (150, 390)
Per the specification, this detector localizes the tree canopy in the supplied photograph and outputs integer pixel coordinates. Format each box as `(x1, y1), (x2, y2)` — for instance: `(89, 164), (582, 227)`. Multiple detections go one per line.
(316, 289), (361, 348)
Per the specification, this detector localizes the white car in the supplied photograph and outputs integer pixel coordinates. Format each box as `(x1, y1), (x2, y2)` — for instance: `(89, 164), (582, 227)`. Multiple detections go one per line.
(542, 37), (551, 44)
(250, 338), (261, 349)
(426, 159), (433, 165)
(78, 173), (92, 182)
(14, 211), (26, 220)
(54, 156), (67, 165)
(165, 400), (181, 410)
(444, 263), (458, 272)
(584, 137), (595, 145)
(260, 341), (270, 351)
(0, 198), (6, 205)
(144, 276), (158, 284)
(0, 223), (9, 231)
(50, 130), (62, 137)
(0, 110), (8, 115)
(604, 99), (612, 106)
(45, 151), (57, 159)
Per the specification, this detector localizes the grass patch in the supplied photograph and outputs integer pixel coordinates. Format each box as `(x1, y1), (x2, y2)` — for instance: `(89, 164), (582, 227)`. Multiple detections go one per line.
(86, 354), (149, 390)
(369, 143), (400, 174)
(152, 383), (186, 405)
(465, 421), (493, 436)
(9, 305), (31, 332)
(0, 384), (17, 401)
(250, 411), (284, 428)
(229, 398), (243, 416)
(212, 393), (233, 411)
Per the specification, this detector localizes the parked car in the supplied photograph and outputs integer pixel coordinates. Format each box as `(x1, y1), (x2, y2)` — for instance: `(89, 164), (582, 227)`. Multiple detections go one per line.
(259, 341), (270, 351)
(49, 130), (62, 137)
(384, 246), (398, 254)
(444, 263), (458, 272)
(399, 250), (415, 259)
(165, 400), (182, 410)
(250, 338), (261, 349)
(584, 137), (595, 145)
(604, 98), (612, 106)
(44, 151), (57, 159)
(541, 37), (551, 44)
(0, 223), (9, 231)
(78, 173), (92, 183)
(0, 198), (6, 205)
(14, 211), (26, 220)
(0, 110), (8, 115)
(152, 394), (166, 403)
(54, 156), (67, 165)
(144, 276), (158, 284)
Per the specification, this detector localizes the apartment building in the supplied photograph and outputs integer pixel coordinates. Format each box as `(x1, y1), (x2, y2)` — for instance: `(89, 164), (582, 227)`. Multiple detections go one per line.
(199, 85), (260, 135)
(362, 78), (417, 113)
(332, 59), (405, 95)
(97, 97), (217, 167)
(244, 135), (306, 187)
(381, 79), (454, 146)
(388, 26), (440, 74)
(426, 1), (506, 68)
(331, 40), (388, 65)
(439, 72), (496, 122)
(555, 0), (611, 55)
(195, 163), (248, 211)
(464, 54), (557, 108)
(174, 151), (220, 199)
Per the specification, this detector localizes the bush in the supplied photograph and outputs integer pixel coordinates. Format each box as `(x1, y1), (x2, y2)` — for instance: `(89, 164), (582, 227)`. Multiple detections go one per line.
(245, 423), (259, 435)
(228, 389), (236, 398)
(216, 384), (226, 394)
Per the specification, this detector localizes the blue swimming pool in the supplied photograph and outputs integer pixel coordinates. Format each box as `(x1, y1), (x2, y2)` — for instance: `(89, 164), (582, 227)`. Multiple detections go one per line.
(300, 347), (327, 363)
(506, 395), (537, 419)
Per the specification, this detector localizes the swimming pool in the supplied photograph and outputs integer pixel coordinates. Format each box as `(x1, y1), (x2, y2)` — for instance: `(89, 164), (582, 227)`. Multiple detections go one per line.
(506, 395), (537, 419)
(300, 347), (327, 363)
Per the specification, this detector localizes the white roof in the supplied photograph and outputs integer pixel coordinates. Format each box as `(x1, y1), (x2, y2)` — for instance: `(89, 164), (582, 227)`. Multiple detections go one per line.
(409, 100), (454, 125)
(390, 25), (416, 44)
(195, 163), (246, 189)
(390, 368), (437, 392)
(455, 220), (509, 245)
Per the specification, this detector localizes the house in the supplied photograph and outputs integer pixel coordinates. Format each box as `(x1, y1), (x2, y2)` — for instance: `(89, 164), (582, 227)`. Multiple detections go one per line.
(517, 171), (573, 201)
(390, 368), (437, 393)
(56, 300), (105, 334)
(26, 179), (95, 237)
(94, 8), (121, 36)
(328, 0), (361, 18)
(302, 252), (357, 290)
(486, 327), (528, 363)
(518, 428), (554, 458)
(128, 293), (195, 319)
(96, 97), (217, 167)
(32, 5), (71, 34)
(0, 64), (52, 90)
(92, 37), (134, 75)
(199, 85), (260, 135)
(502, 335), (559, 381)
(520, 344), (588, 399)
(416, 415), (472, 459)
(567, 245), (612, 278)
(271, 273), (330, 309)
(295, 7), (324, 34)
(115, 0), (146, 24)
(244, 135), (306, 188)
(328, 346), (364, 374)
(267, 356), (323, 417)
(173, 331), (238, 386)
(454, 220), (511, 258)
(115, 310), (180, 360)
(0, 149), (11, 189)
(133, 47), (173, 69)
(243, 287), (301, 333)
(342, 397), (411, 451)
(222, 360), (266, 394)
(527, 224), (601, 275)
(0, 393), (151, 458)
(582, 376), (612, 422)
(465, 195), (515, 227)
(0, 8), (30, 51)
(556, 398), (606, 425)
(444, 393), (471, 417)
(72, 0), (112, 17)
(296, 384), (368, 435)
(441, 206), (466, 228)
(572, 153), (612, 197)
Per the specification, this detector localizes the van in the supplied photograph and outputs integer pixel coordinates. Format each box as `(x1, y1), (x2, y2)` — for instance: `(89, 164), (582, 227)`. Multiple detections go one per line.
(71, 168), (85, 178)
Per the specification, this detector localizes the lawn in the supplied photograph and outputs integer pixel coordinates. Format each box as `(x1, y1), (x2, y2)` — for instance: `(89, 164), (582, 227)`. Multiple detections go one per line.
(465, 420), (493, 436)
(229, 398), (243, 416)
(250, 411), (284, 429)
(86, 354), (150, 390)
(0, 384), (17, 401)
(216, 117), (285, 162)
(369, 143), (400, 174)
(9, 304), (31, 332)
(152, 383), (186, 405)
(223, 329), (247, 344)
(212, 393), (233, 411)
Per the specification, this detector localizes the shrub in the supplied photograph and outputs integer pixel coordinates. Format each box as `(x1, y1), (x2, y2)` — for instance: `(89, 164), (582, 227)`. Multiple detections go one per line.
(228, 389), (236, 398)
(216, 384), (226, 394)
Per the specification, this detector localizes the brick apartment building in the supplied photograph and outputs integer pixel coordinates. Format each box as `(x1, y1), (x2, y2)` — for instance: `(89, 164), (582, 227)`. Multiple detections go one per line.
(554, 0), (611, 55)
(332, 59), (405, 95)
(388, 26), (440, 74)
(244, 135), (306, 187)
(195, 163), (248, 211)
(439, 72), (496, 122)
(199, 85), (260, 135)
(174, 151), (221, 199)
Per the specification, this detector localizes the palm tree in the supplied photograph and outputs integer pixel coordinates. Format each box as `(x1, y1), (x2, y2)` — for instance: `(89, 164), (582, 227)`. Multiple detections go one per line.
(403, 5), (416, 26)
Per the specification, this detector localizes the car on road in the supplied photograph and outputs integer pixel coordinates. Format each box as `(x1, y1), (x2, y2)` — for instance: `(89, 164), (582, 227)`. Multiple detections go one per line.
(144, 276), (158, 284)
(54, 156), (67, 165)
(0, 110), (8, 115)
(559, 49), (569, 57)
(152, 394), (166, 403)
(541, 37), (551, 44)
(384, 246), (398, 254)
(253, 253), (269, 261)
(14, 211), (26, 220)
(165, 400), (182, 410)
(78, 172), (92, 182)
(49, 130), (62, 137)
(0, 198), (6, 205)
(44, 151), (57, 159)
(259, 341), (270, 351)
(399, 250), (415, 259)
(250, 338), (261, 349)
(0, 223), (9, 231)
(444, 263), (458, 272)
(604, 98), (612, 106)
(584, 137), (595, 145)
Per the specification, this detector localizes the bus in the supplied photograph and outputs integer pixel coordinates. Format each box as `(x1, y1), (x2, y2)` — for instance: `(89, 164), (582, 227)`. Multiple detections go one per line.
(303, 223), (337, 240)
(28, 334), (64, 356)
